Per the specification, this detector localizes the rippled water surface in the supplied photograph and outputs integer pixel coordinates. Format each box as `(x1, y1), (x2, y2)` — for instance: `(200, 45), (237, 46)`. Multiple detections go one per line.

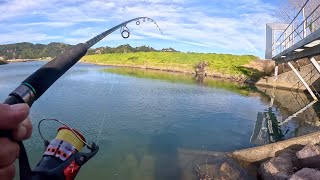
(1, 62), (319, 180)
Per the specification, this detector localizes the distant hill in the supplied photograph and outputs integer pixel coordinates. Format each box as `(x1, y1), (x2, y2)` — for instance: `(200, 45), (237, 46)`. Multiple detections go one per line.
(0, 42), (179, 60)
(0, 42), (72, 60)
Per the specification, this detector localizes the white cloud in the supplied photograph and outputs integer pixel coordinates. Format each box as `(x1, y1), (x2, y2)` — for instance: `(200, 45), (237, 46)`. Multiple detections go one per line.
(0, 30), (62, 44)
(18, 22), (75, 27)
(0, 0), (41, 20)
(0, 0), (279, 57)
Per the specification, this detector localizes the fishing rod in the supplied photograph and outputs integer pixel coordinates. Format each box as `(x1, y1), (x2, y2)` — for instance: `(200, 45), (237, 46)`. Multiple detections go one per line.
(1, 17), (162, 180)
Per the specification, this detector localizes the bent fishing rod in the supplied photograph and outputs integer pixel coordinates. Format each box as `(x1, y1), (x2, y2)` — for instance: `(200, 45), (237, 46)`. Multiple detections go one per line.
(1, 17), (162, 180)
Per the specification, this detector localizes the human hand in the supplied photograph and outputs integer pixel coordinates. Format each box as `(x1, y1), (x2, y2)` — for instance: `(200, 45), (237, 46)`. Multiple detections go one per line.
(0, 103), (32, 180)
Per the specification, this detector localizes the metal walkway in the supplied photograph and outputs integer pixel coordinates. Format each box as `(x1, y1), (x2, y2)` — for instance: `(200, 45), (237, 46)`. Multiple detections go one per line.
(266, 0), (320, 100)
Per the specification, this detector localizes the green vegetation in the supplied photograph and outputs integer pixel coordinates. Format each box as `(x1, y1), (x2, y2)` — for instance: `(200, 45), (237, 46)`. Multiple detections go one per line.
(102, 67), (254, 96)
(82, 52), (257, 77)
(0, 42), (72, 60)
(87, 44), (177, 55)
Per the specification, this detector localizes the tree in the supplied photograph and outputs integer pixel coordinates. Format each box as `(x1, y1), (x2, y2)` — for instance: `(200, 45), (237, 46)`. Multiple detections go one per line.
(278, 0), (320, 33)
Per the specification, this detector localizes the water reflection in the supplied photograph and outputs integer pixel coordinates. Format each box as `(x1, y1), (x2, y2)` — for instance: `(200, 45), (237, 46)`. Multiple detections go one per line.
(252, 86), (320, 145)
(102, 67), (253, 96)
(251, 107), (284, 145)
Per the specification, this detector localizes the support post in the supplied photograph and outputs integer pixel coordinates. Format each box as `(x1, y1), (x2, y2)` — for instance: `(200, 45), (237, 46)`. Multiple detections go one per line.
(288, 62), (318, 100)
(274, 65), (278, 80)
(273, 65), (278, 89)
(310, 57), (320, 73)
(303, 7), (307, 38)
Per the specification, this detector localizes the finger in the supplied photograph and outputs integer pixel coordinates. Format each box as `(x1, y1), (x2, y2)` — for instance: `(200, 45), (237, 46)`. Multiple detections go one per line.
(12, 117), (32, 141)
(0, 104), (29, 130)
(0, 138), (19, 168)
(0, 164), (15, 180)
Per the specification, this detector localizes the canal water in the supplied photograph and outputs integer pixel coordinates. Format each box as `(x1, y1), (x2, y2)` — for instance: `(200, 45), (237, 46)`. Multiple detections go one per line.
(0, 62), (319, 179)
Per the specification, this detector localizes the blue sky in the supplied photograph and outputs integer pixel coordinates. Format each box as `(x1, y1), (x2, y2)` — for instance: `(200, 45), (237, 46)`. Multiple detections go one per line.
(0, 0), (281, 58)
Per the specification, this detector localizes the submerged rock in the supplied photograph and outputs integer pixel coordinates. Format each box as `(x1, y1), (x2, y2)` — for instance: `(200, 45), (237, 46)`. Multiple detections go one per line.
(289, 168), (320, 180)
(178, 149), (255, 180)
(296, 144), (320, 168)
(219, 162), (242, 180)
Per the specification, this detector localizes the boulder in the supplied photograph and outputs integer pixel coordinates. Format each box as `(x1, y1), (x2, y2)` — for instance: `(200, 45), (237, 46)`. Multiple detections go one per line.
(296, 144), (320, 168)
(289, 168), (320, 180)
(259, 150), (295, 180)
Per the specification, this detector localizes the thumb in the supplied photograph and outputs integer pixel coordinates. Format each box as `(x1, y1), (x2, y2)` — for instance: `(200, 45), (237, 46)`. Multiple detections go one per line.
(0, 104), (29, 130)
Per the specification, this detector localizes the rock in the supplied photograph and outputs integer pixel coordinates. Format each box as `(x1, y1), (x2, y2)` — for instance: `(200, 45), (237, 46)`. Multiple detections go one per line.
(259, 150), (295, 180)
(220, 162), (242, 180)
(296, 144), (320, 158)
(296, 144), (320, 168)
(289, 168), (320, 180)
(195, 61), (208, 76)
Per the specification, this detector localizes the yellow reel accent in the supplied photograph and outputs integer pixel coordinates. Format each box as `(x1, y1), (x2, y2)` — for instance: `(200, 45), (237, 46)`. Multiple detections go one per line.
(56, 127), (85, 151)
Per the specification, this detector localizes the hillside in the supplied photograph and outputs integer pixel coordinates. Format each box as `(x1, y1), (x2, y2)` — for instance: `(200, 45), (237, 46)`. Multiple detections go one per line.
(0, 43), (177, 60)
(0, 42), (72, 60)
(0, 42), (269, 81)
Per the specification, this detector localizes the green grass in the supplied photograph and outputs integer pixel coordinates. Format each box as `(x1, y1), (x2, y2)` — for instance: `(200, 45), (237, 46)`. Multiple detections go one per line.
(81, 52), (258, 77)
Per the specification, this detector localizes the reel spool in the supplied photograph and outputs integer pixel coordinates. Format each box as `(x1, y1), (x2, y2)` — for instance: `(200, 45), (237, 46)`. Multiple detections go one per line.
(33, 119), (99, 180)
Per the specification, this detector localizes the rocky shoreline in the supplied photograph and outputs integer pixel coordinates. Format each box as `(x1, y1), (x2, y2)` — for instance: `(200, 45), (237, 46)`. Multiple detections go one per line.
(231, 131), (320, 180)
(260, 144), (320, 179)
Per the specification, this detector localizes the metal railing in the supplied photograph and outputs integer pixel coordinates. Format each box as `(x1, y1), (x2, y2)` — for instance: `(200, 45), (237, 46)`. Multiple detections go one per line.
(272, 0), (320, 58)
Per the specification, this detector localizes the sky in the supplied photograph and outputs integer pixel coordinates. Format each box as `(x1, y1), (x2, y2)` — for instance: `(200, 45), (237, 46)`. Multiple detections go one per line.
(0, 0), (281, 58)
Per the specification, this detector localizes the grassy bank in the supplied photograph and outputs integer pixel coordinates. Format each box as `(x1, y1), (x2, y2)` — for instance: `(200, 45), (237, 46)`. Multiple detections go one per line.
(81, 52), (259, 79)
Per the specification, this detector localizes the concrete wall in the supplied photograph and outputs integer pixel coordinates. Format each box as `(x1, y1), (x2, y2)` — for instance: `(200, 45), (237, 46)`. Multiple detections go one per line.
(256, 62), (320, 91)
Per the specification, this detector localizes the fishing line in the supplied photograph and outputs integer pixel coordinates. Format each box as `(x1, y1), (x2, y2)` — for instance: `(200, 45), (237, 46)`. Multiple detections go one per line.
(95, 73), (116, 145)
(93, 18), (162, 144)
